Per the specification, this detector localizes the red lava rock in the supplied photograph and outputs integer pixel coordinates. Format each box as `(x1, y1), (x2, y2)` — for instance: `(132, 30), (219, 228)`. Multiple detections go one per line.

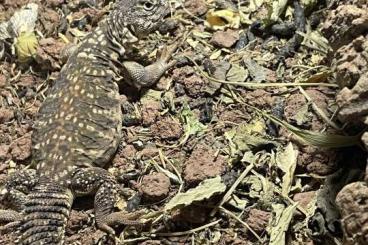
(172, 66), (195, 81)
(139, 172), (171, 202)
(293, 191), (316, 210)
(36, 38), (66, 70)
(66, 227), (109, 245)
(182, 74), (207, 98)
(0, 144), (9, 161)
(150, 116), (183, 140)
(112, 144), (136, 168)
(210, 30), (240, 48)
(243, 89), (275, 109)
(183, 144), (226, 185)
(0, 108), (14, 123)
(298, 146), (337, 176)
(284, 93), (308, 125)
(184, 0), (208, 16)
(321, 4), (368, 51)
(9, 134), (32, 161)
(0, 74), (7, 88)
(38, 7), (60, 35)
(120, 144), (137, 159)
(172, 66), (208, 97)
(336, 182), (368, 245)
(141, 100), (161, 126)
(333, 35), (368, 88)
(66, 210), (90, 234)
(138, 145), (158, 160)
(337, 71), (368, 122)
(48, 0), (65, 8)
(246, 209), (271, 234)
(17, 75), (36, 87)
(172, 205), (209, 224)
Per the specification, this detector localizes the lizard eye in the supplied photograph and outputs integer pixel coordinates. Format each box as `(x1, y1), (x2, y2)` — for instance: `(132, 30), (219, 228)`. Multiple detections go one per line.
(143, 1), (154, 11)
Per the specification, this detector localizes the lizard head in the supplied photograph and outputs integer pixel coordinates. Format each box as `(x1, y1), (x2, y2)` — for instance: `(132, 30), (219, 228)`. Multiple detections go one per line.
(113, 0), (169, 37)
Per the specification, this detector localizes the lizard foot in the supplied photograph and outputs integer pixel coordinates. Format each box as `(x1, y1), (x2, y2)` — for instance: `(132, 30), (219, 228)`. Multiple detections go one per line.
(157, 42), (180, 68)
(0, 210), (22, 234)
(96, 209), (148, 238)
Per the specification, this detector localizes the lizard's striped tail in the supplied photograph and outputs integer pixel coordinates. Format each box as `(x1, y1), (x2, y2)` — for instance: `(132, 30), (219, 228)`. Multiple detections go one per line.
(17, 183), (73, 245)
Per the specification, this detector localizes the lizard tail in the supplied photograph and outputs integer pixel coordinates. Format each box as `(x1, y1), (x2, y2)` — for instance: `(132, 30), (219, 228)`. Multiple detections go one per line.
(17, 182), (73, 245)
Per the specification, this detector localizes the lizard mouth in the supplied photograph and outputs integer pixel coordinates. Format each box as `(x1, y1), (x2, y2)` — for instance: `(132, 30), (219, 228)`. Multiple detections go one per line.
(163, 4), (171, 18)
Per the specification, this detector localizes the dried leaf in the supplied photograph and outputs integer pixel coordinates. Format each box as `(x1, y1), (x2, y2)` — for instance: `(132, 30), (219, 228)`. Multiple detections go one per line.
(0, 3), (39, 62)
(276, 143), (298, 196)
(206, 9), (241, 30)
(226, 194), (249, 210)
(242, 175), (263, 198)
(270, 0), (288, 22)
(243, 58), (273, 82)
(140, 89), (162, 103)
(226, 64), (248, 83)
(180, 103), (206, 137)
(210, 49), (222, 60)
(269, 203), (298, 245)
(225, 119), (277, 158)
(15, 32), (38, 63)
(298, 30), (332, 54)
(7, 3), (38, 37)
(164, 176), (226, 211)
(258, 108), (361, 148)
(292, 103), (311, 126)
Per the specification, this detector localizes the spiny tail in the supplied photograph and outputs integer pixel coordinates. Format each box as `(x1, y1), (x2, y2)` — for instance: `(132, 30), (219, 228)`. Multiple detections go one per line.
(17, 183), (73, 245)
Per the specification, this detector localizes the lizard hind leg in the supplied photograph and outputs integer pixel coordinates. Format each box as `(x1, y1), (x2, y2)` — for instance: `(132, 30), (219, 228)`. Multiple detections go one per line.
(0, 169), (38, 233)
(70, 167), (144, 235)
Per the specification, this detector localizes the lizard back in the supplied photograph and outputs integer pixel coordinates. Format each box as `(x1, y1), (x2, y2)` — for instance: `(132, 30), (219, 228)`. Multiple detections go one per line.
(32, 27), (124, 184)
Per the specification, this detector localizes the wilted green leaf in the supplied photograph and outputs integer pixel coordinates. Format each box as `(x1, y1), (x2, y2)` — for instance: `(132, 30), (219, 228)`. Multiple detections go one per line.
(298, 30), (332, 54)
(226, 194), (249, 210)
(206, 9), (241, 30)
(210, 49), (222, 60)
(226, 64), (248, 83)
(292, 104), (311, 126)
(269, 203), (298, 245)
(270, 0), (288, 22)
(243, 58), (273, 82)
(256, 107), (361, 148)
(249, 0), (265, 12)
(300, 0), (318, 13)
(276, 143), (298, 196)
(15, 32), (38, 63)
(9, 3), (38, 36)
(225, 119), (277, 159)
(164, 176), (226, 211)
(140, 89), (162, 103)
(241, 175), (263, 198)
(192, 30), (212, 39)
(180, 103), (207, 140)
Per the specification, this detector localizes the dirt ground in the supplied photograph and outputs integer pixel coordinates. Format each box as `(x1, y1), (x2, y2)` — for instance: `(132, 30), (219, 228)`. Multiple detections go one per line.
(0, 0), (367, 244)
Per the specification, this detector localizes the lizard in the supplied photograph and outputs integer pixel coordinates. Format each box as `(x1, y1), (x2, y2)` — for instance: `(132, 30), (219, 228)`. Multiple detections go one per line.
(0, 0), (178, 244)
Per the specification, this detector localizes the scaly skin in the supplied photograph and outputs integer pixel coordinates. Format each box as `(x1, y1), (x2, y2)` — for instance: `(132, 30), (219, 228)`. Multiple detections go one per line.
(0, 0), (177, 244)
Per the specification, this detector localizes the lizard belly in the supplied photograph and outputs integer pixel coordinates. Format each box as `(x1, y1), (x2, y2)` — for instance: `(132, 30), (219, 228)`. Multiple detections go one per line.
(32, 68), (122, 182)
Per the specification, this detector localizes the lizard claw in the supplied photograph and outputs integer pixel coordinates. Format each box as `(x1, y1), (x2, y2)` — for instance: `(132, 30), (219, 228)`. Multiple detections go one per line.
(96, 210), (148, 235)
(157, 42), (180, 64)
(157, 30), (190, 65)
(0, 221), (21, 234)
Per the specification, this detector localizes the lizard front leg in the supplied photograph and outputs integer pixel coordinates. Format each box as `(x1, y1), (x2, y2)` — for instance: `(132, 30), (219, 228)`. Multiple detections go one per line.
(0, 169), (38, 231)
(71, 167), (144, 235)
(122, 43), (179, 89)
